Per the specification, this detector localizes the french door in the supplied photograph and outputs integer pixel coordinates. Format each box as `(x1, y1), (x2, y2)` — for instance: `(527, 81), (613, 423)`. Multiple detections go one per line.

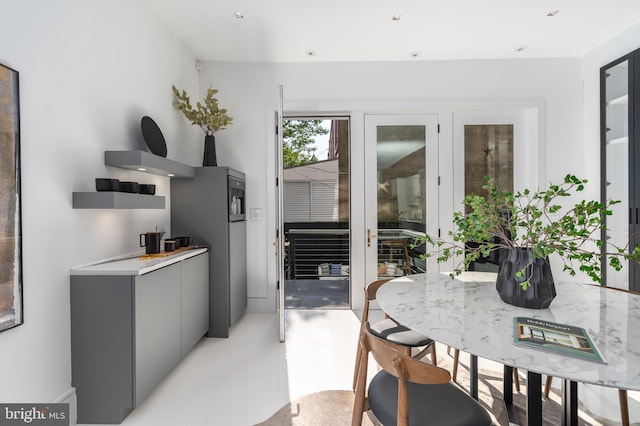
(275, 86), (285, 342)
(364, 114), (440, 285)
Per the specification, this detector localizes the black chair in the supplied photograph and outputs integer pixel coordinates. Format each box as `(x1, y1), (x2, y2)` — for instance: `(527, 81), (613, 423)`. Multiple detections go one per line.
(352, 322), (492, 426)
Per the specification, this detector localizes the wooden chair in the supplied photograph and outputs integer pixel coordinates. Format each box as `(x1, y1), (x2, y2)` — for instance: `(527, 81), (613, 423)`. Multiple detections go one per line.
(540, 284), (633, 426)
(353, 279), (437, 392)
(381, 239), (412, 274)
(352, 322), (493, 426)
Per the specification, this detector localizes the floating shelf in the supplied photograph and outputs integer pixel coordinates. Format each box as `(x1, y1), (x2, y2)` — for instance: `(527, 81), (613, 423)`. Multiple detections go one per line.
(105, 150), (195, 178)
(73, 192), (166, 209)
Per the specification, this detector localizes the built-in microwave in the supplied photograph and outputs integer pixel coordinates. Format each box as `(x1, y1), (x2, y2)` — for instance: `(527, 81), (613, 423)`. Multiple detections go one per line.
(228, 176), (245, 222)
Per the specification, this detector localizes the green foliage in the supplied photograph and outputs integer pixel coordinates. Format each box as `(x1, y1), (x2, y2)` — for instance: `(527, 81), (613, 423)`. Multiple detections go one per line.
(172, 85), (233, 136)
(283, 120), (329, 168)
(416, 174), (640, 290)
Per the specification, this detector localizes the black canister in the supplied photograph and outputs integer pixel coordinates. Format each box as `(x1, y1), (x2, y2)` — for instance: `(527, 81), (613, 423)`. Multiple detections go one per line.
(164, 239), (177, 252)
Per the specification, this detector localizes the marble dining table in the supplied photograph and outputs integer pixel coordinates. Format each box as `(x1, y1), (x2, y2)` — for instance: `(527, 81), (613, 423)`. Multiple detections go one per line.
(375, 272), (640, 426)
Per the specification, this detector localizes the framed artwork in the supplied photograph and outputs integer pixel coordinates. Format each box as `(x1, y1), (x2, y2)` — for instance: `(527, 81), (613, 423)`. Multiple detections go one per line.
(0, 62), (23, 333)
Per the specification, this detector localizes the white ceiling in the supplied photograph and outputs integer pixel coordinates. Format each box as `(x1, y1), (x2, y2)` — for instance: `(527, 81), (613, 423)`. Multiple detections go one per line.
(144, 0), (640, 63)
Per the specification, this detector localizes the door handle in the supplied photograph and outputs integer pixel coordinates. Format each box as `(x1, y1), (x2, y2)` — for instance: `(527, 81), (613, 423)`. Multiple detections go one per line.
(367, 229), (377, 247)
(274, 240), (291, 257)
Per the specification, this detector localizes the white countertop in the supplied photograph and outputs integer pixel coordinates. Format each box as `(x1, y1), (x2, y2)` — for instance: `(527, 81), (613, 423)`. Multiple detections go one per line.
(70, 247), (208, 276)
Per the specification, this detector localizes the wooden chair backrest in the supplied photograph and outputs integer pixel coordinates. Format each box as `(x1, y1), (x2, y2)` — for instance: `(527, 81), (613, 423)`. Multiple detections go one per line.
(365, 279), (392, 302)
(362, 322), (451, 385)
(361, 279), (391, 323)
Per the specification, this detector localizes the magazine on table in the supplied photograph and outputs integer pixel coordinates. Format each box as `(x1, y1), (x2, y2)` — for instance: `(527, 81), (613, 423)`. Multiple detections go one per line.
(513, 317), (607, 364)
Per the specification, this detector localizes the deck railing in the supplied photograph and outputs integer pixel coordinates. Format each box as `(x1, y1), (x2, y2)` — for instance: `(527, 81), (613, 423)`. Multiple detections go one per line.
(284, 225), (426, 279)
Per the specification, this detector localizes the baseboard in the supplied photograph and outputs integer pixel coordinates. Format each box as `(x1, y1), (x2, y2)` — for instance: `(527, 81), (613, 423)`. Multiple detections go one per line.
(54, 388), (77, 426)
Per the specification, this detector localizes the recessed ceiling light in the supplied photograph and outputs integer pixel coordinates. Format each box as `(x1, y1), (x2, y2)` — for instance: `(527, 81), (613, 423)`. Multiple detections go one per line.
(410, 51), (421, 58)
(392, 14), (402, 21)
(305, 50), (316, 57)
(514, 45), (528, 53)
(547, 10), (559, 17)
(234, 12), (244, 18)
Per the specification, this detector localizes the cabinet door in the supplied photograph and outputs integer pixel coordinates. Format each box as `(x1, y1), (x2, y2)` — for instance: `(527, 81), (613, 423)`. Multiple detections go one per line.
(600, 50), (640, 292)
(134, 263), (182, 405)
(181, 253), (209, 356)
(602, 55), (631, 289)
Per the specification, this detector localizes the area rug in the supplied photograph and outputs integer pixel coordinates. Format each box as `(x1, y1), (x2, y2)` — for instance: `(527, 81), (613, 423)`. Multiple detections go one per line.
(255, 353), (613, 426)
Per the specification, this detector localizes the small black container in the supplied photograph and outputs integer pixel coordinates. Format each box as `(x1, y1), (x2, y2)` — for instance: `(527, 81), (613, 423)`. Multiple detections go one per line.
(164, 239), (177, 252)
(174, 236), (191, 248)
(96, 178), (119, 192)
(138, 184), (156, 195)
(118, 181), (139, 193)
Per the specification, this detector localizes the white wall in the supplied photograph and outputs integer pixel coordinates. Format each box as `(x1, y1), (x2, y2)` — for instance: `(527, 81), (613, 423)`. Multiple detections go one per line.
(200, 58), (583, 314)
(0, 0), (198, 411)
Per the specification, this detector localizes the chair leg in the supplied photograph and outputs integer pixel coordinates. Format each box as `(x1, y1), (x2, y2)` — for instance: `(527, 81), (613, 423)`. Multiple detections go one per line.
(411, 343), (437, 366)
(352, 343), (362, 392)
(430, 343), (437, 367)
(619, 389), (630, 426)
(352, 344), (369, 426)
(513, 368), (521, 392)
(543, 375), (552, 398)
(452, 348), (460, 382)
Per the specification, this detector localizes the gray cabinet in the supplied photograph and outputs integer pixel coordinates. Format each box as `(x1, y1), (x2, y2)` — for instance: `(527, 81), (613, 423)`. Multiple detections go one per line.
(180, 253), (209, 356)
(70, 252), (208, 424)
(601, 48), (640, 292)
(171, 167), (247, 338)
(134, 264), (182, 405)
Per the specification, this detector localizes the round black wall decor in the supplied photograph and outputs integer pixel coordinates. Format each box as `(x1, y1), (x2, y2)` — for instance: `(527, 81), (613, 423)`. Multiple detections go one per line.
(140, 115), (167, 157)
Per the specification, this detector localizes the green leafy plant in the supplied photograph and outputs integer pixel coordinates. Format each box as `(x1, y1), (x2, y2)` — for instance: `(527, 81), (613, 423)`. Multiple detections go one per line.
(172, 85), (233, 136)
(416, 174), (640, 290)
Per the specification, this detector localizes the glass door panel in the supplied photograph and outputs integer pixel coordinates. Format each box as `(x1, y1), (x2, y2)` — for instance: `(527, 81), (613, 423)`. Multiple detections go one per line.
(464, 124), (513, 272)
(365, 115), (439, 284)
(376, 125), (426, 277)
(603, 59), (630, 288)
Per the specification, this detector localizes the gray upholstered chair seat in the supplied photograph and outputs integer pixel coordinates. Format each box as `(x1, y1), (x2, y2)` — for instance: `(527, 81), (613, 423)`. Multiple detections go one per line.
(369, 318), (433, 347)
(368, 370), (493, 426)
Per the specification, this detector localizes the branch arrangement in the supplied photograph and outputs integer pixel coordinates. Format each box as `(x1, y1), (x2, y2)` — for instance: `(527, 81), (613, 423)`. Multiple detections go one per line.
(172, 85), (233, 136)
(416, 174), (640, 290)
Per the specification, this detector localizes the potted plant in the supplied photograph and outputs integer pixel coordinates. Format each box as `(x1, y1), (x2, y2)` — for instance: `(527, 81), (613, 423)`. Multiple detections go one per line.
(172, 85), (233, 166)
(417, 174), (640, 308)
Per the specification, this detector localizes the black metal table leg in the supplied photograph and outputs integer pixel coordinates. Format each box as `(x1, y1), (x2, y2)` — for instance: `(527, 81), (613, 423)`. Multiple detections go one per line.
(561, 380), (578, 426)
(503, 365), (519, 424)
(527, 371), (542, 426)
(470, 354), (478, 400)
